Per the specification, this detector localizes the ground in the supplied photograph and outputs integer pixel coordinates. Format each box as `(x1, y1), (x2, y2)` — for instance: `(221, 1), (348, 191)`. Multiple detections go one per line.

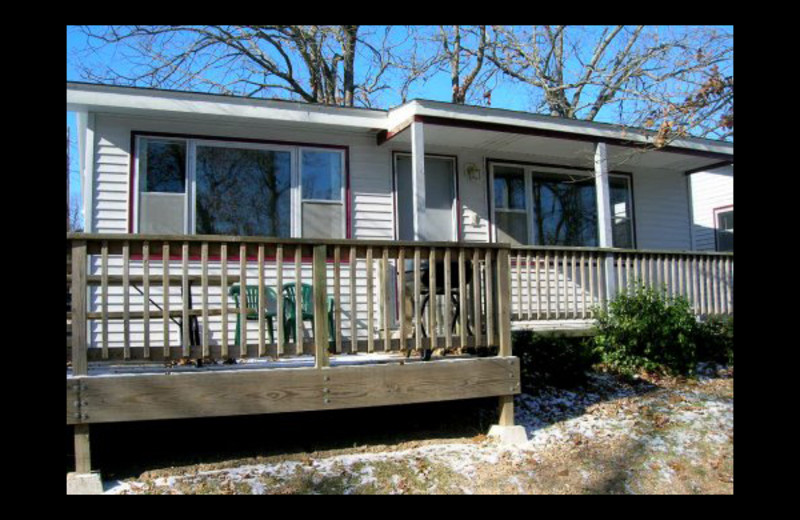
(102, 365), (733, 495)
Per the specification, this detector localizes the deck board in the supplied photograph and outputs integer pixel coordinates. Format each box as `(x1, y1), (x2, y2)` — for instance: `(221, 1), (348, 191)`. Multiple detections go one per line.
(67, 356), (520, 425)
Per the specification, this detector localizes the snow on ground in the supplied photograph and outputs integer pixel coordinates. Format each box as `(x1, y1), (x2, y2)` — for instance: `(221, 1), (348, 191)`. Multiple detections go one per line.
(104, 369), (733, 494)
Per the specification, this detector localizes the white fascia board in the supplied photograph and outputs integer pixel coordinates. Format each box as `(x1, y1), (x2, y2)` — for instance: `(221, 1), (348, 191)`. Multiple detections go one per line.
(67, 83), (389, 131)
(406, 100), (733, 157)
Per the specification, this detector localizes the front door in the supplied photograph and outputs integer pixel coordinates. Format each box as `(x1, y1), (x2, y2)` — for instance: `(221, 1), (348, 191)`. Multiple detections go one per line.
(395, 154), (457, 241)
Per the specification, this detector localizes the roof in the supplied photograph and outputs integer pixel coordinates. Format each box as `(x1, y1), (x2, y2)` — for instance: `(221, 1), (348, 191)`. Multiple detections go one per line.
(66, 81), (733, 160)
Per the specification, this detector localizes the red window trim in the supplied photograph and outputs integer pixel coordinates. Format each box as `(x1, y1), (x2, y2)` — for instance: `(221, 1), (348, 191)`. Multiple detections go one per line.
(127, 130), (351, 239)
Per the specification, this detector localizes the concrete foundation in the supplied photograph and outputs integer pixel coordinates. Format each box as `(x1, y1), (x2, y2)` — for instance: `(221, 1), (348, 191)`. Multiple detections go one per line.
(488, 424), (528, 445)
(67, 472), (104, 495)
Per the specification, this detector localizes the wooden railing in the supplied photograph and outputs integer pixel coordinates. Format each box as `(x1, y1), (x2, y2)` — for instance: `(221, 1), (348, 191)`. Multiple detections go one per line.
(67, 234), (513, 370)
(67, 235), (732, 371)
(508, 246), (734, 320)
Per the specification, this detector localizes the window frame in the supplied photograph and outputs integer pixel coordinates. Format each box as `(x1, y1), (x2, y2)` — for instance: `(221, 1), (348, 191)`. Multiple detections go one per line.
(488, 160), (635, 248)
(714, 205), (734, 252)
(490, 163), (532, 245)
(132, 133), (348, 239)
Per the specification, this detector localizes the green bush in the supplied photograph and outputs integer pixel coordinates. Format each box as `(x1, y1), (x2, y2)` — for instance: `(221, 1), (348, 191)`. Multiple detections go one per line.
(593, 284), (700, 376)
(512, 331), (598, 390)
(696, 315), (734, 365)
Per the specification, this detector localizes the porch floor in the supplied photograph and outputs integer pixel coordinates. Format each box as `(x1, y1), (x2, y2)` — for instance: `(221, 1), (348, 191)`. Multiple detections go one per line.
(66, 351), (468, 378)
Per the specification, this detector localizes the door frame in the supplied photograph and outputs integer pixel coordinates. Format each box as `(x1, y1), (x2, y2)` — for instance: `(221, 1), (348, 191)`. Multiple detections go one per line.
(391, 151), (461, 242)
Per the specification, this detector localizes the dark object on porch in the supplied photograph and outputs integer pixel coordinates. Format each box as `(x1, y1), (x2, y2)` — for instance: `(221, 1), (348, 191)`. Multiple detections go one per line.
(407, 260), (474, 361)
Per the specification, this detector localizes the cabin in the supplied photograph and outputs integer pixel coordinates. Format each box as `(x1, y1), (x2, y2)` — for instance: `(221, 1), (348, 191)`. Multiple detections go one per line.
(66, 82), (734, 490)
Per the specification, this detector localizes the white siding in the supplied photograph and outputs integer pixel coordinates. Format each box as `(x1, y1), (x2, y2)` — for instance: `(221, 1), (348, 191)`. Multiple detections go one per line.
(85, 112), (703, 351)
(630, 167), (692, 251)
(688, 166), (733, 251)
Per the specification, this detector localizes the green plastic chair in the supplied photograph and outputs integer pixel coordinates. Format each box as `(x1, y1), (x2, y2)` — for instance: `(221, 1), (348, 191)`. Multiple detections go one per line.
(229, 284), (279, 347)
(282, 283), (336, 347)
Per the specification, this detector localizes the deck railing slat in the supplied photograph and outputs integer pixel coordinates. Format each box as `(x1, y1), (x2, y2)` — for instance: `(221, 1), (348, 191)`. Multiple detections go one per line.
(429, 247), (437, 351)
(239, 243), (248, 357)
(472, 249), (482, 348)
(485, 249), (494, 347)
(143, 241), (150, 360)
(275, 244), (284, 355)
(444, 247), (453, 352)
(334, 245), (342, 354)
(101, 240), (109, 359)
(458, 248), (467, 349)
(123, 241), (131, 359)
(257, 244), (266, 357)
(295, 245), (303, 355)
(162, 242), (170, 358)
(366, 246), (374, 353)
(220, 243), (228, 358)
(382, 246), (391, 352)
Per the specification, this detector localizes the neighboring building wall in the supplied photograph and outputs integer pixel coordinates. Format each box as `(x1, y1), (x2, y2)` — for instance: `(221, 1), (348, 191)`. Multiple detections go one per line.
(688, 165), (733, 251)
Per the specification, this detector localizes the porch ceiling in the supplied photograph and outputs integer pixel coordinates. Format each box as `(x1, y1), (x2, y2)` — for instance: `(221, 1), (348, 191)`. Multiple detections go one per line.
(387, 123), (731, 173)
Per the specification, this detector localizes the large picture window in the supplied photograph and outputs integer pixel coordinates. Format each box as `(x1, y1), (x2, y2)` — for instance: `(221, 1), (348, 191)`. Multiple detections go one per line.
(490, 162), (634, 248)
(136, 136), (346, 238)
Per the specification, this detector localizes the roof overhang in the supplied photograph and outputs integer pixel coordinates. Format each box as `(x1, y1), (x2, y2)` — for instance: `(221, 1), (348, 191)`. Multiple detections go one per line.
(380, 100), (733, 172)
(66, 82), (389, 133)
(67, 82), (733, 172)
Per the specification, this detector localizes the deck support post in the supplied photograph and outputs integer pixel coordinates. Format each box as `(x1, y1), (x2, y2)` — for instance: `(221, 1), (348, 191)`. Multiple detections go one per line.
(488, 246), (527, 444)
(594, 142), (617, 303)
(411, 119), (426, 241)
(313, 244), (330, 369)
(67, 424), (103, 494)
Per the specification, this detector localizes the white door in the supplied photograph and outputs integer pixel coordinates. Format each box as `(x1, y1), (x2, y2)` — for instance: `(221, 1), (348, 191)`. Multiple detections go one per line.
(395, 155), (457, 241)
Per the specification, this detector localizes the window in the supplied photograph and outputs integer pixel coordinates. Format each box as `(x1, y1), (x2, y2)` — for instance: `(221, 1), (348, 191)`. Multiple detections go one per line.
(136, 136), (346, 238)
(195, 145), (292, 237)
(301, 150), (345, 239)
(610, 177), (634, 249)
(138, 139), (187, 234)
(716, 208), (733, 252)
(493, 165), (528, 245)
(531, 173), (598, 246)
(490, 162), (634, 248)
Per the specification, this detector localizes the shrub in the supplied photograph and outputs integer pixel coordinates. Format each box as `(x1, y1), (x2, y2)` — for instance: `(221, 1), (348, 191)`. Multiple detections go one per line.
(512, 331), (598, 390)
(695, 315), (734, 365)
(593, 284), (699, 376)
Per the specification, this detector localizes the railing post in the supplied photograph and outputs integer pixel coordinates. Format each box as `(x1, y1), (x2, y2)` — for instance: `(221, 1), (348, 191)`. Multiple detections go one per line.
(313, 244), (330, 369)
(496, 246), (512, 357)
(69, 237), (99, 484)
(71, 239), (88, 376)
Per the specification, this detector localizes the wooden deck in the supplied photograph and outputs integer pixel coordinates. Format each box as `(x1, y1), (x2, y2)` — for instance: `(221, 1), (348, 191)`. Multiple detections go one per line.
(66, 233), (732, 478)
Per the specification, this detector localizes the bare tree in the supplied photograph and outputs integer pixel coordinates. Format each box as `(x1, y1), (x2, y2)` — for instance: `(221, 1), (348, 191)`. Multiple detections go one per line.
(68, 194), (83, 232)
(488, 26), (733, 142)
(392, 26), (497, 105)
(75, 25), (394, 107)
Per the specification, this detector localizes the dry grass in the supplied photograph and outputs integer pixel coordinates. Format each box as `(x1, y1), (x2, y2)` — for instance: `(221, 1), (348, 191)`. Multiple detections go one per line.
(107, 369), (733, 495)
